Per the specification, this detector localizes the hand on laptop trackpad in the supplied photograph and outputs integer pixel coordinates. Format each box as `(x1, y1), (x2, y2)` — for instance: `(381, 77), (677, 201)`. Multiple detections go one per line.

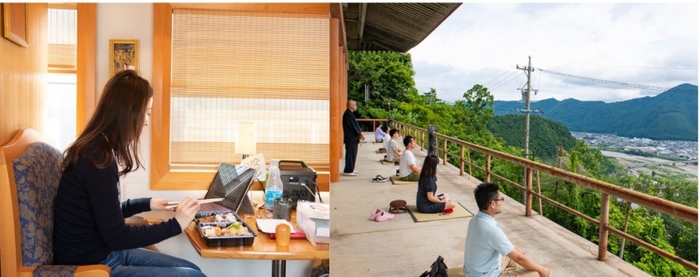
(165, 198), (225, 209)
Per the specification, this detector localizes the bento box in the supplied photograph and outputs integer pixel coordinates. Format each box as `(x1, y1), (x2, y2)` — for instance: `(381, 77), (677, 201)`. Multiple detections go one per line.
(195, 212), (257, 247)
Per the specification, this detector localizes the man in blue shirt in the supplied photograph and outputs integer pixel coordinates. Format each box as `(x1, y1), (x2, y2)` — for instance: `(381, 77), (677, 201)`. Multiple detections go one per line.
(463, 182), (550, 277)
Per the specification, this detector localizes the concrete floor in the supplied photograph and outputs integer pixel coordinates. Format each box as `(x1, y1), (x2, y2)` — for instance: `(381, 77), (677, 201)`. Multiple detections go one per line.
(330, 132), (650, 277)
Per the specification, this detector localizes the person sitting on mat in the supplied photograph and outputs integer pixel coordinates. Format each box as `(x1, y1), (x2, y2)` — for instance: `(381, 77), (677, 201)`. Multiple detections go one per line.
(382, 127), (392, 151)
(398, 135), (420, 181)
(384, 129), (402, 163)
(416, 155), (456, 213)
(375, 125), (387, 143)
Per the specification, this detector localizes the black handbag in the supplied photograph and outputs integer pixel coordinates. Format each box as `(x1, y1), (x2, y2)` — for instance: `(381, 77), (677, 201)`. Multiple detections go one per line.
(419, 255), (448, 277)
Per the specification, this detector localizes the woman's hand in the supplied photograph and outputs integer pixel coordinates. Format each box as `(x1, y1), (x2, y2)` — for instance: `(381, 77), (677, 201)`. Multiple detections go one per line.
(442, 193), (450, 202)
(150, 198), (170, 210)
(174, 197), (200, 231)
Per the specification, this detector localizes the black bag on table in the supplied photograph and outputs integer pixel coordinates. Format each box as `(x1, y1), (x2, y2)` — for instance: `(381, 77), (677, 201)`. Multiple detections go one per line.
(419, 255), (448, 277)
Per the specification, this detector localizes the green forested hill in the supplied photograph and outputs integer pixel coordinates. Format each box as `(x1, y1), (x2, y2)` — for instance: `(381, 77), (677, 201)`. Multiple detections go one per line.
(493, 84), (698, 141)
(487, 114), (577, 161)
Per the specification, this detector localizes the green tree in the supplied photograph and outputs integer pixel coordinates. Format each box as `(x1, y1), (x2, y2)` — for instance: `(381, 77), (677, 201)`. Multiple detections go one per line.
(347, 51), (419, 119)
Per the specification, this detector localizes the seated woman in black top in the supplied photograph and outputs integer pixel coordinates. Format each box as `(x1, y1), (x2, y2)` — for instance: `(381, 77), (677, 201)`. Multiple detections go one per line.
(416, 155), (456, 213)
(53, 70), (206, 277)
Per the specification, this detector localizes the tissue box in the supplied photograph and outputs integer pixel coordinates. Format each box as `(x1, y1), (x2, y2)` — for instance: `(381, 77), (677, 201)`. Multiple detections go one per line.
(296, 202), (329, 246)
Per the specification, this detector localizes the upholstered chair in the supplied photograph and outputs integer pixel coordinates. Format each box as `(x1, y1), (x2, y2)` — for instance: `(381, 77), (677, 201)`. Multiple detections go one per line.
(0, 129), (110, 277)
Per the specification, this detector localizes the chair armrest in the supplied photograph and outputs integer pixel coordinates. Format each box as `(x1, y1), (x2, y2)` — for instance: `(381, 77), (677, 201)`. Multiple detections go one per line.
(74, 265), (110, 277)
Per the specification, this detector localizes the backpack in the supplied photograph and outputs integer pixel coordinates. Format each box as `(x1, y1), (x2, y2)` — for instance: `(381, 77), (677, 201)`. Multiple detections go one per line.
(419, 255), (448, 277)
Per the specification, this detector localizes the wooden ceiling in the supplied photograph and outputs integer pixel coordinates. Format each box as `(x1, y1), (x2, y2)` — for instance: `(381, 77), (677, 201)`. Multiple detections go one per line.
(343, 3), (461, 53)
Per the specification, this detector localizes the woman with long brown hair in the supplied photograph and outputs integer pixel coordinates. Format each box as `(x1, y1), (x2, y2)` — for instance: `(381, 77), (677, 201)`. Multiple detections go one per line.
(53, 70), (206, 277)
(416, 154), (456, 213)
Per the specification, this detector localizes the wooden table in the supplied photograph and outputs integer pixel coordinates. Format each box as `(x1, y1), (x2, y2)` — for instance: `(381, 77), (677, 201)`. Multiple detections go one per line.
(184, 211), (329, 277)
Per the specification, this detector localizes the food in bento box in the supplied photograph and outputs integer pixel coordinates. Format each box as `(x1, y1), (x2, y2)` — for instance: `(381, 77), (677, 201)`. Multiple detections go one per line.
(199, 212), (238, 223)
(200, 222), (252, 237)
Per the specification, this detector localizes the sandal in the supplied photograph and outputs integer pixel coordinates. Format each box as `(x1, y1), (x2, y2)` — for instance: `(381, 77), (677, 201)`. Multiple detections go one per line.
(369, 209), (384, 220)
(375, 211), (395, 222)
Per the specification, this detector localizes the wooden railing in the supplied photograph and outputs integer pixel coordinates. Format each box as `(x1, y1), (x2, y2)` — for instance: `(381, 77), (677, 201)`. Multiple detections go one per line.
(378, 119), (698, 272)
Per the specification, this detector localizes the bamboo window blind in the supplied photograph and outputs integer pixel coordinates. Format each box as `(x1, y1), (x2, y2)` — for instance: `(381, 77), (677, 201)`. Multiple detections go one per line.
(48, 4), (77, 73)
(170, 9), (330, 167)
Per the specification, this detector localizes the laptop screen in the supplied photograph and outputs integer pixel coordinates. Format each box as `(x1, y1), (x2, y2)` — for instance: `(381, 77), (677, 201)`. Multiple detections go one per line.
(203, 163), (256, 214)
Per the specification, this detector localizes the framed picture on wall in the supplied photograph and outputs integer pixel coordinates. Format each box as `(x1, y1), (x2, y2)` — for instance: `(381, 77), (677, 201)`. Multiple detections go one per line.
(109, 39), (139, 77)
(2, 3), (29, 48)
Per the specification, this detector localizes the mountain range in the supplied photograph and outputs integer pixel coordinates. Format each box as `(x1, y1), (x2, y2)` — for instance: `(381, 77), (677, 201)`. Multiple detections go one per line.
(492, 83), (698, 141)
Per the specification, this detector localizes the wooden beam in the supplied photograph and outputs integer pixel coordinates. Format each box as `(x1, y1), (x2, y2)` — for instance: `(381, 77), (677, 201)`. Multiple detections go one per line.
(76, 3), (96, 135)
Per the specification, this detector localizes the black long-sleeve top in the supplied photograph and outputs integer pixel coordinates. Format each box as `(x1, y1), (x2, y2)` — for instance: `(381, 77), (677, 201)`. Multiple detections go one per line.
(53, 150), (182, 265)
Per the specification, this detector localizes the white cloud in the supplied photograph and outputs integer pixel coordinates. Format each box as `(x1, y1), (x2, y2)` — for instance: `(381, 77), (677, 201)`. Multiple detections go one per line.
(409, 3), (699, 103)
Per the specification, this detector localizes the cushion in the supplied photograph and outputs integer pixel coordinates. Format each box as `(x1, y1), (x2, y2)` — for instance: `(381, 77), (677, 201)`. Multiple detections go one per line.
(13, 142), (64, 266)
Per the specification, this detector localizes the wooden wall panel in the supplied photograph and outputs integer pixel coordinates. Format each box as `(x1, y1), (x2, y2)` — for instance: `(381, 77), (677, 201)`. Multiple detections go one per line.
(0, 3), (48, 145)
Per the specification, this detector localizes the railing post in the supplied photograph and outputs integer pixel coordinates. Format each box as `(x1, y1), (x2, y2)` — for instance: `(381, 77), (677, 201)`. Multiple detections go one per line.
(442, 137), (447, 165)
(467, 149), (472, 177)
(427, 125), (437, 156)
(388, 115), (394, 130)
(459, 145), (464, 176)
(599, 193), (610, 261)
(525, 167), (532, 216)
(485, 154), (491, 183)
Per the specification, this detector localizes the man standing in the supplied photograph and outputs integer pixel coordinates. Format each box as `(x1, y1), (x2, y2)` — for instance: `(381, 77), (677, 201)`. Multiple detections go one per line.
(464, 182), (550, 277)
(342, 99), (363, 176)
(398, 135), (420, 181)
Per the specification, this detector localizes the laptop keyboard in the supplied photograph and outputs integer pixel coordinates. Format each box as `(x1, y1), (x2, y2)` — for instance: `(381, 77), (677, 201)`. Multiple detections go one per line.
(196, 202), (232, 217)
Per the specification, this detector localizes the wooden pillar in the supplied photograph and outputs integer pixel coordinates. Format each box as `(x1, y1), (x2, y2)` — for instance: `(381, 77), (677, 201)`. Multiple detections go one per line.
(76, 3), (96, 135)
(329, 18), (340, 182)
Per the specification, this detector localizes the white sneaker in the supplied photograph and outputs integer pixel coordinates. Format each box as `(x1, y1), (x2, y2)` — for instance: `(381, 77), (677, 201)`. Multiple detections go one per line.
(342, 172), (357, 176)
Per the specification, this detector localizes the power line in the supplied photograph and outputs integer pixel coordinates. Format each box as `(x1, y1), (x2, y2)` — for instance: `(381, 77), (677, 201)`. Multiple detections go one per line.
(489, 71), (522, 91)
(483, 67), (515, 87)
(484, 69), (519, 88)
(571, 62), (698, 71)
(536, 68), (671, 91)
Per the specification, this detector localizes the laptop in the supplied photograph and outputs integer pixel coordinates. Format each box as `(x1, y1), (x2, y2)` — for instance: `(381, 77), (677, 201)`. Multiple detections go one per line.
(197, 162), (257, 217)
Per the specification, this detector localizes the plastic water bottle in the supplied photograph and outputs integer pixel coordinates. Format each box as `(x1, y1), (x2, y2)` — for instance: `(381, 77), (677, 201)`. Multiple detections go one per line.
(265, 159), (284, 212)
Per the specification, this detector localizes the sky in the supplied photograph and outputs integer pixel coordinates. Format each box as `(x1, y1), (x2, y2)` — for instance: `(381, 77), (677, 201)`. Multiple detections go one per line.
(408, 3), (698, 103)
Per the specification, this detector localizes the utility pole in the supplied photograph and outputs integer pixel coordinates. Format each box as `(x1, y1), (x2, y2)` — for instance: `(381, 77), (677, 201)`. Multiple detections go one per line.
(516, 56), (540, 203)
